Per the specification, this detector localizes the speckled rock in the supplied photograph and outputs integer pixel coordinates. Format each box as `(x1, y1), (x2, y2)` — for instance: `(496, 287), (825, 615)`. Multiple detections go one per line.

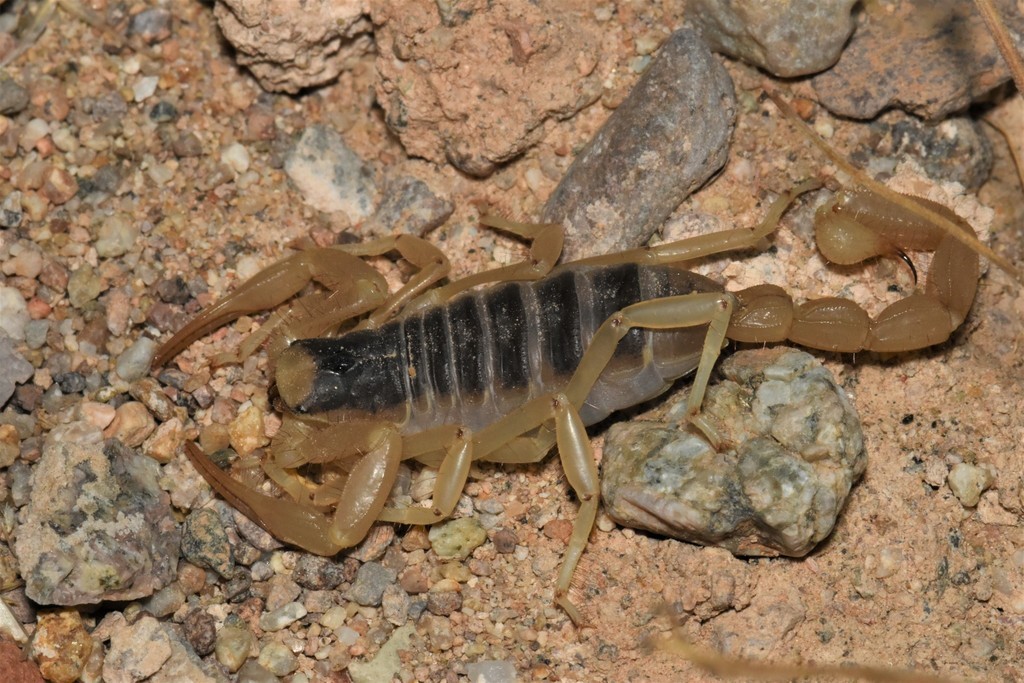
(285, 125), (378, 218)
(30, 610), (93, 683)
(373, 0), (603, 176)
(867, 114), (994, 191)
(181, 507), (235, 578)
(214, 0), (372, 93)
(103, 615), (215, 683)
(0, 336), (33, 406)
(687, 0), (857, 77)
(14, 421), (180, 604)
(428, 517), (488, 560)
(540, 29), (735, 260)
(812, 0), (1024, 120)
(602, 348), (866, 557)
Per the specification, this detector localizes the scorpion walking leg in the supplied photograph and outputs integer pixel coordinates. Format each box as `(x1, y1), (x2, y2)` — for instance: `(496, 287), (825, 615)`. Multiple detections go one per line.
(375, 425), (474, 525)
(465, 292), (736, 624)
(340, 235), (450, 328)
(407, 217), (564, 311)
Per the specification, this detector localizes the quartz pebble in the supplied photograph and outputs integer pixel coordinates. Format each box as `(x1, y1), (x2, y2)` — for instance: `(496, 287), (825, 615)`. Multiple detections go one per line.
(602, 348), (866, 557)
(0, 286), (29, 340)
(467, 660), (518, 683)
(257, 642), (298, 676)
(947, 462), (996, 508)
(258, 601), (307, 631)
(215, 614), (254, 673)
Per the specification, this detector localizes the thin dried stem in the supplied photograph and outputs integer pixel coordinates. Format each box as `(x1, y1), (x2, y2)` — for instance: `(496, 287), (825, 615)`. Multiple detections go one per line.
(973, 0), (1024, 94)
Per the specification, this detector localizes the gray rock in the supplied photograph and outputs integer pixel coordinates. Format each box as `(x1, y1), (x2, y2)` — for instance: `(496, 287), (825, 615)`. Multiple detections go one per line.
(14, 422), (180, 604)
(541, 29), (735, 261)
(363, 175), (454, 238)
(871, 114), (993, 191)
(0, 75), (28, 115)
(285, 125), (378, 218)
(0, 336), (33, 407)
(602, 348), (866, 557)
(811, 0), (1024, 120)
(687, 0), (857, 77)
(116, 337), (158, 381)
(346, 561), (397, 607)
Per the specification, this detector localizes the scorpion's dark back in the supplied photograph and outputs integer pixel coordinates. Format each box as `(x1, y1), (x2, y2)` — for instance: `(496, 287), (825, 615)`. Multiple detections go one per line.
(276, 263), (724, 431)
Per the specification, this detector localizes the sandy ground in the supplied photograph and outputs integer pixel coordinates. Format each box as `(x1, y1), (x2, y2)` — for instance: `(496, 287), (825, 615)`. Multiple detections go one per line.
(4, 1), (1024, 682)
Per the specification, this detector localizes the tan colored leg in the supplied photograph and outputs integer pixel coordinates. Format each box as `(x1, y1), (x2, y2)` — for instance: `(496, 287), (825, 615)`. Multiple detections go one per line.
(183, 419), (403, 555)
(463, 290), (738, 623)
(405, 217), (564, 312)
(568, 180), (823, 269)
(377, 425), (474, 525)
(340, 235), (451, 329)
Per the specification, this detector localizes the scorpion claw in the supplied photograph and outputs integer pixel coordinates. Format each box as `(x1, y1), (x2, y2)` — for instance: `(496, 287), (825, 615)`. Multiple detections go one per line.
(183, 443), (342, 555)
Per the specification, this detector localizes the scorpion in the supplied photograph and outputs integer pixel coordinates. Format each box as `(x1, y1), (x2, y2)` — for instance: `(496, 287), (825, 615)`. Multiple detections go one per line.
(154, 113), (986, 626)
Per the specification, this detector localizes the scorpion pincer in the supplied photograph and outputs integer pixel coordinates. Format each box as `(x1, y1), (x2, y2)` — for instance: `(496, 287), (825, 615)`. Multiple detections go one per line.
(154, 175), (981, 625)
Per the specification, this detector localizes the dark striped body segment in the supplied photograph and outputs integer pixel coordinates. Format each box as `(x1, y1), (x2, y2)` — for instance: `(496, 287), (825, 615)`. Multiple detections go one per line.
(280, 264), (724, 431)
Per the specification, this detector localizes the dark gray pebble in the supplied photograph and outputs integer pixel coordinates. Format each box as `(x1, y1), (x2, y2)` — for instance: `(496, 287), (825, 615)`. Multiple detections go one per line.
(346, 562), (397, 607)
(128, 8), (173, 44)
(0, 75), (28, 115)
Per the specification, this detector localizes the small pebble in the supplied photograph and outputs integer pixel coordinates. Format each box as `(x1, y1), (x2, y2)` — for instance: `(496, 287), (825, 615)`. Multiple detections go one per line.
(293, 554), (346, 590)
(466, 660), (518, 683)
(237, 659), (278, 683)
(183, 609), (216, 657)
(0, 286), (29, 340)
(258, 602), (307, 632)
(491, 528), (517, 554)
(95, 214), (140, 258)
(181, 507), (235, 578)
(128, 8), (173, 44)
(947, 462), (996, 508)
(142, 583), (186, 618)
(67, 265), (103, 309)
(102, 401), (156, 447)
(347, 562), (397, 607)
(0, 75), (28, 115)
(132, 76), (159, 102)
(115, 337), (158, 381)
(428, 517), (487, 560)
(257, 641), (298, 677)
(264, 575), (301, 611)
(215, 614), (254, 673)
(229, 404), (269, 455)
(0, 336), (33, 405)
(222, 143), (251, 174)
(31, 609), (93, 683)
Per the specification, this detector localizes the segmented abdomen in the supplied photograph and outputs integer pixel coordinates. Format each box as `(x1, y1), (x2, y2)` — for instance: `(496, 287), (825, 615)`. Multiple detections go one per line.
(283, 263), (723, 432)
